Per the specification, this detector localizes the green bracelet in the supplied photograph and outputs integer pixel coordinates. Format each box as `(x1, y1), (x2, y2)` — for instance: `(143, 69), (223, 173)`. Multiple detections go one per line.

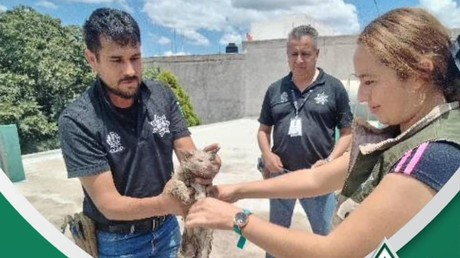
(233, 209), (252, 249)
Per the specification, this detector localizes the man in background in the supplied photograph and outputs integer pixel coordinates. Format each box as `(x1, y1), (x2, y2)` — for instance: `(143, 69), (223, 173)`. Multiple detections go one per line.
(257, 25), (352, 258)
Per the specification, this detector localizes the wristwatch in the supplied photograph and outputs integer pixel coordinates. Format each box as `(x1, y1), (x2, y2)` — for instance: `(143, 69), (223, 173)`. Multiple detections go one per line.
(233, 209), (252, 249)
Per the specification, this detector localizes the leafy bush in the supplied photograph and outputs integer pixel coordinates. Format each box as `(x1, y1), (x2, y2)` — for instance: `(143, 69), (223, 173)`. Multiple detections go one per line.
(0, 7), (200, 154)
(143, 66), (201, 127)
(0, 6), (93, 153)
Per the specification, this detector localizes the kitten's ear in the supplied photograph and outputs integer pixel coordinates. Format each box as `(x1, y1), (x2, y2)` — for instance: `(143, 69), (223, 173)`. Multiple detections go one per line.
(178, 150), (194, 162)
(184, 151), (193, 159)
(203, 143), (220, 154)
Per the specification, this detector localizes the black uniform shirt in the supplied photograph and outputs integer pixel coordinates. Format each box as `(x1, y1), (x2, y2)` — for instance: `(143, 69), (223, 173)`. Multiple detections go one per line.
(59, 78), (190, 224)
(258, 68), (353, 170)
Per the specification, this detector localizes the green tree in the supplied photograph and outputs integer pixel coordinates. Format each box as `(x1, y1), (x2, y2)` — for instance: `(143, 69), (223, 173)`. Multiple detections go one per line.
(0, 6), (93, 153)
(143, 66), (201, 127)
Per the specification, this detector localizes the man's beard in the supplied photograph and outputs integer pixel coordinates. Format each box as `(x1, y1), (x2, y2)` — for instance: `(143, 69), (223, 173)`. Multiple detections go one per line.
(103, 76), (140, 99)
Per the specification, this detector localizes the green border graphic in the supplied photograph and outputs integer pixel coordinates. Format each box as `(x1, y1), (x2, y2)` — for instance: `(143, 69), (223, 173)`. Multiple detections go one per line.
(375, 242), (397, 258)
(1, 191), (459, 257)
(0, 193), (65, 257)
(0, 169), (458, 257)
(398, 191), (460, 257)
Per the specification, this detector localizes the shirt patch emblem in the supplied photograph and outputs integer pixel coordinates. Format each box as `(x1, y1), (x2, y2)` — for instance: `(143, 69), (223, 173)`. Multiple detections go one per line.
(106, 132), (124, 153)
(314, 92), (329, 105)
(280, 92), (288, 103)
(150, 114), (171, 137)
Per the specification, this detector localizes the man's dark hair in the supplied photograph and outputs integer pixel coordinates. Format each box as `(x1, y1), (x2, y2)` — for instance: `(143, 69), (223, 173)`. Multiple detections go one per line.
(83, 8), (141, 57)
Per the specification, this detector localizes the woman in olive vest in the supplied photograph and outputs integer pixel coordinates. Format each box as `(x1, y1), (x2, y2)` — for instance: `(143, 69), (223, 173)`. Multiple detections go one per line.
(184, 8), (460, 258)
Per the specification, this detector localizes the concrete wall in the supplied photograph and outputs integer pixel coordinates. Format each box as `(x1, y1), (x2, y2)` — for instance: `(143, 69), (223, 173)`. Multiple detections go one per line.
(144, 34), (358, 124)
(144, 54), (246, 124)
(241, 35), (357, 118)
(143, 29), (459, 124)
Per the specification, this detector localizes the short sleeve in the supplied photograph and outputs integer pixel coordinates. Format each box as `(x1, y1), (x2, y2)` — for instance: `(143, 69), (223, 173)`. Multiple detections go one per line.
(335, 83), (353, 129)
(391, 142), (460, 191)
(58, 114), (110, 178)
(165, 87), (191, 140)
(258, 88), (274, 126)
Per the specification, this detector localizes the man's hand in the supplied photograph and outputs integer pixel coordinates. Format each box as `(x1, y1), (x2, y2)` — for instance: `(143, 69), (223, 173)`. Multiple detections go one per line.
(261, 152), (285, 174)
(160, 179), (190, 217)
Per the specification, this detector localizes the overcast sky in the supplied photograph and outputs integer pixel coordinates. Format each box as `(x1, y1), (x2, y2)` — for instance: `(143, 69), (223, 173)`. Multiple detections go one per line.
(1, 0), (460, 57)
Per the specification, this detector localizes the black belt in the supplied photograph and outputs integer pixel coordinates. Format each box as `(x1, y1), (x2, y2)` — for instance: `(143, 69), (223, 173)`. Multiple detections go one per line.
(96, 216), (169, 234)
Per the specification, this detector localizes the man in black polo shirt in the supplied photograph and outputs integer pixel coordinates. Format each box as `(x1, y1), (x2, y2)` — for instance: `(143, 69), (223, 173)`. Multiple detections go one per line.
(257, 25), (352, 258)
(58, 8), (220, 257)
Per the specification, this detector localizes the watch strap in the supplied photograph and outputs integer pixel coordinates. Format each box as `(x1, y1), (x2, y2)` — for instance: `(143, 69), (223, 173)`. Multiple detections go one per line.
(233, 209), (252, 249)
(233, 225), (241, 235)
(236, 234), (247, 249)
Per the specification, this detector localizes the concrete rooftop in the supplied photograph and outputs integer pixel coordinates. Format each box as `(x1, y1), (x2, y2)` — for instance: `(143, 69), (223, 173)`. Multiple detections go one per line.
(14, 118), (311, 258)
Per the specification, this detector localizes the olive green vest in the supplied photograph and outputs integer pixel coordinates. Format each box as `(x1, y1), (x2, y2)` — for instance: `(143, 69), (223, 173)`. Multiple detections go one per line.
(334, 102), (460, 222)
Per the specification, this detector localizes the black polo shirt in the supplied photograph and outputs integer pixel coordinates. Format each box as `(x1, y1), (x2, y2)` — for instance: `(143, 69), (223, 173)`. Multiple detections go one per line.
(258, 68), (353, 170)
(58, 78), (190, 224)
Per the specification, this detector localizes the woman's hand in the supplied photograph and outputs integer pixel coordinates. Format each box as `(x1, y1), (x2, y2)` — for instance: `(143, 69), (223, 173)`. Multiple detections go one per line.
(207, 184), (240, 203)
(185, 197), (241, 231)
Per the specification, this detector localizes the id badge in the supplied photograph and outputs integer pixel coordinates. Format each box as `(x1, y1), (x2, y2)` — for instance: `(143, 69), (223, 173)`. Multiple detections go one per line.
(288, 117), (302, 137)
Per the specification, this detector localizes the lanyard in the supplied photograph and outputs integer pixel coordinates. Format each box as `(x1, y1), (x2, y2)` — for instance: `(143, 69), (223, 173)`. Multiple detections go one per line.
(291, 89), (312, 116)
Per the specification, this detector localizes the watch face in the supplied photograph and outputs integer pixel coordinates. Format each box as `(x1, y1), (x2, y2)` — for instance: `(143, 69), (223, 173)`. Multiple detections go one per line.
(235, 212), (249, 227)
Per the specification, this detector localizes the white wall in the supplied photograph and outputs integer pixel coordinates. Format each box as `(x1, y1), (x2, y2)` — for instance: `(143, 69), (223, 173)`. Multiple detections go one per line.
(144, 28), (460, 124)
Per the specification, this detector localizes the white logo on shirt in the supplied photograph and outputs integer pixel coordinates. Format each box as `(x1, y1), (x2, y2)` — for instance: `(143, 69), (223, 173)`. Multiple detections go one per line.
(149, 114), (170, 137)
(280, 92), (288, 103)
(314, 92), (329, 105)
(106, 132), (124, 153)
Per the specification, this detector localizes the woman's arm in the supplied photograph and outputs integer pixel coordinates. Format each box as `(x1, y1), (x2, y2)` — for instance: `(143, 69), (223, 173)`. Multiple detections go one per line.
(188, 172), (436, 257)
(212, 152), (349, 202)
(328, 127), (352, 161)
